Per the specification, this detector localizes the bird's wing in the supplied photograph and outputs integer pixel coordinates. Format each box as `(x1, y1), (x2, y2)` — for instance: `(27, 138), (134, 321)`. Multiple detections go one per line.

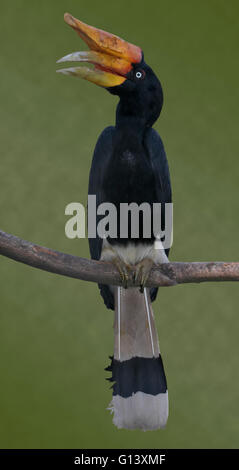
(144, 128), (172, 302)
(88, 126), (116, 309)
(88, 126), (116, 260)
(144, 127), (172, 205)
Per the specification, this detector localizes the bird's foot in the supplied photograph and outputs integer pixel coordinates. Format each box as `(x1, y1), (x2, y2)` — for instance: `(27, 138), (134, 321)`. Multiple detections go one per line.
(112, 258), (132, 289)
(134, 258), (154, 293)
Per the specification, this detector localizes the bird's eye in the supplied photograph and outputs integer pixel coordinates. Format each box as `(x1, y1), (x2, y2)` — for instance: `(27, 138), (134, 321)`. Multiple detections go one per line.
(135, 69), (145, 80)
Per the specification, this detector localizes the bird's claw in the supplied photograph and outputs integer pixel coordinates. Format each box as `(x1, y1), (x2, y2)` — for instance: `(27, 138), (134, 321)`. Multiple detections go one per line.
(112, 258), (132, 289)
(134, 258), (154, 293)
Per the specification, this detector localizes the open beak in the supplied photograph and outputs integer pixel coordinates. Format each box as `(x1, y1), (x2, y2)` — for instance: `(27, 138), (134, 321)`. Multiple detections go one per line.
(57, 13), (142, 88)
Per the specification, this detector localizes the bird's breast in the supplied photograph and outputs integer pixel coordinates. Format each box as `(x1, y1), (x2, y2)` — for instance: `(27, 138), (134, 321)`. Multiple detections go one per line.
(103, 146), (156, 207)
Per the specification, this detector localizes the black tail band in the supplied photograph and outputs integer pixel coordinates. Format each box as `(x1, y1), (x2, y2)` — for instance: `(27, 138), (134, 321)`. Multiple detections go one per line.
(106, 356), (167, 398)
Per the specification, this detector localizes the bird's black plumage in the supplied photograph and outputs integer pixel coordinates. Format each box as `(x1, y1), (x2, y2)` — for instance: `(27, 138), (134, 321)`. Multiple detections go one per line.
(88, 60), (172, 309)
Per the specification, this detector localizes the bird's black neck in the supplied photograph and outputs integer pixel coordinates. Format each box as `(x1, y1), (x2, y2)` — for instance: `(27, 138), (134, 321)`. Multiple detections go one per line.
(115, 98), (148, 138)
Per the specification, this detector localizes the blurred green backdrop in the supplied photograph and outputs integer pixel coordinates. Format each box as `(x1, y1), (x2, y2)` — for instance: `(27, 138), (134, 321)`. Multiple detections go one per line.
(0, 0), (238, 449)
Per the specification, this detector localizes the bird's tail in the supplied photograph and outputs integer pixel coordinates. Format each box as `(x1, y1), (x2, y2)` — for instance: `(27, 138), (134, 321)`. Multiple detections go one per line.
(106, 286), (168, 431)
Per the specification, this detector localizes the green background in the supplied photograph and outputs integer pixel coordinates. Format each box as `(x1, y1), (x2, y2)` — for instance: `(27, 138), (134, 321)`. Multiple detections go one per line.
(0, 0), (238, 449)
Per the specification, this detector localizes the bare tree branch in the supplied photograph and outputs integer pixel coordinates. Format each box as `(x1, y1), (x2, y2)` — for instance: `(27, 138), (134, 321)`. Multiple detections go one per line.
(0, 229), (239, 288)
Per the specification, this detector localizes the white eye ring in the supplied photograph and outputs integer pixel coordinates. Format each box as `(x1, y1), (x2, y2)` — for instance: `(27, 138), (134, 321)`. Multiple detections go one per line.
(136, 71), (142, 79)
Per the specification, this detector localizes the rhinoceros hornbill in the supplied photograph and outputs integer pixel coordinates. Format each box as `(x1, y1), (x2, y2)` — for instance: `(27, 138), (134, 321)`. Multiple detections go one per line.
(57, 13), (172, 430)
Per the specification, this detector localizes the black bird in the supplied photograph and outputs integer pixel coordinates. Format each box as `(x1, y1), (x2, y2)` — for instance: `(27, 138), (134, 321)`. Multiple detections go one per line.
(58, 13), (172, 430)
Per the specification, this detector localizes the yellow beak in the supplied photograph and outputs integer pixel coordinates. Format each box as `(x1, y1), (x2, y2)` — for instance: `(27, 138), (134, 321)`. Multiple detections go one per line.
(57, 13), (142, 88)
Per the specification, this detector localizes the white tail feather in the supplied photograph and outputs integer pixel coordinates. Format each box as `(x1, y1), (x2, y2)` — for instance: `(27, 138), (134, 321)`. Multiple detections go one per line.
(107, 287), (168, 431)
(108, 392), (169, 431)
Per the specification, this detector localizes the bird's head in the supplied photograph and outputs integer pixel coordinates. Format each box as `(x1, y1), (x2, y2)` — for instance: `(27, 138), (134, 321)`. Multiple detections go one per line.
(57, 13), (163, 127)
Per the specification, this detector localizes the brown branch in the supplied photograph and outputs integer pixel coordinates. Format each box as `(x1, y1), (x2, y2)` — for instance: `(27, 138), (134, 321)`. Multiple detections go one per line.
(0, 229), (239, 288)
